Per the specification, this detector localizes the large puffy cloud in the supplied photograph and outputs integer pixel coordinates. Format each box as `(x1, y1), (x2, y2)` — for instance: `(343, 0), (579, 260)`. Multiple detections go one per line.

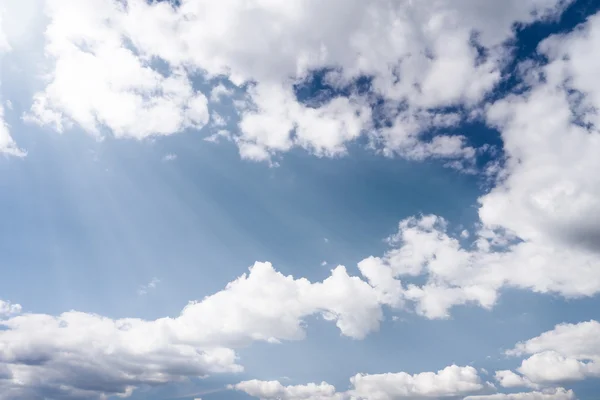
(349, 11), (600, 317)
(232, 365), (491, 400)
(26, 0), (570, 160)
(355, 212), (600, 320)
(500, 321), (600, 386)
(482, 11), (600, 255)
(28, 0), (209, 139)
(0, 262), (388, 399)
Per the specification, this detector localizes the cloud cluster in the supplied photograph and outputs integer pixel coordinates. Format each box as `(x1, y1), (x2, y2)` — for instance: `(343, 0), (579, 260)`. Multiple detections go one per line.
(27, 0), (209, 139)
(465, 388), (575, 400)
(0, 300), (21, 317)
(0, 262), (387, 399)
(22, 0), (571, 161)
(2, 1), (600, 399)
(232, 365), (492, 400)
(349, 11), (600, 318)
(231, 318), (600, 400)
(1, 259), (596, 399)
(496, 321), (600, 387)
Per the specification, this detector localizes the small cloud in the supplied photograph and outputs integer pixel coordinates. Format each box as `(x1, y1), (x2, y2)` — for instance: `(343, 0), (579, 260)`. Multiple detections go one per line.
(323, 237), (329, 243)
(204, 129), (231, 143)
(321, 261), (327, 266)
(0, 299), (22, 317)
(210, 111), (227, 127)
(138, 277), (160, 296)
(5, 100), (13, 110)
(162, 153), (177, 162)
(210, 84), (234, 103)
(460, 229), (469, 238)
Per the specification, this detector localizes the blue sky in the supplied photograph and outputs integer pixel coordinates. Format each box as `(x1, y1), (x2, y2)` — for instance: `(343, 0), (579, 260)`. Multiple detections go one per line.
(2, 1), (600, 400)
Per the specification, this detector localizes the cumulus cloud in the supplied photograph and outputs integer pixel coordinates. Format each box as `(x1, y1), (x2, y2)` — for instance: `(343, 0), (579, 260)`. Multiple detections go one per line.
(27, 0), (209, 139)
(483, 11), (600, 256)
(0, 300), (21, 317)
(354, 211), (600, 319)
(232, 365), (491, 400)
(464, 388), (575, 400)
(0, 261), (388, 399)
(502, 321), (600, 385)
(359, 9), (600, 317)
(494, 370), (538, 389)
(24, 0), (571, 161)
(232, 380), (343, 400)
(347, 12), (600, 314)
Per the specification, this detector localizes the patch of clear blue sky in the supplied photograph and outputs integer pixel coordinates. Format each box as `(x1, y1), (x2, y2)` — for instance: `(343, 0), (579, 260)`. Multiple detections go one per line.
(1, 0), (600, 399)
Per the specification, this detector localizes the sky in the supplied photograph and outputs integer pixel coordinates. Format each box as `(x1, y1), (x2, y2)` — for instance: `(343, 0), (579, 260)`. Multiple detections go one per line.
(1, 0), (600, 399)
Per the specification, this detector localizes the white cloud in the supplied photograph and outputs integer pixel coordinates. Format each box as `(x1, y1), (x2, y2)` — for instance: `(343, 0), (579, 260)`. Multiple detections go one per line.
(0, 104), (25, 157)
(231, 380), (343, 400)
(137, 277), (161, 295)
(210, 84), (234, 103)
(0, 261), (389, 399)
(0, 13), (25, 157)
(236, 83), (370, 161)
(204, 129), (231, 144)
(464, 388), (575, 400)
(162, 153), (177, 162)
(357, 11), (600, 314)
(482, 12), (600, 257)
(25, 0), (570, 161)
(27, 0), (209, 139)
(349, 365), (491, 399)
(0, 12), (9, 53)
(0, 300), (21, 317)
(210, 111), (227, 127)
(502, 321), (600, 385)
(232, 365), (490, 400)
(352, 209), (600, 319)
(495, 370), (538, 389)
(366, 9), (600, 315)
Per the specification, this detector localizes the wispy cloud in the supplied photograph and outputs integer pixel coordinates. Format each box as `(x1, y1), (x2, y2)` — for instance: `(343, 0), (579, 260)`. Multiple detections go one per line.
(137, 278), (160, 296)
(162, 153), (177, 162)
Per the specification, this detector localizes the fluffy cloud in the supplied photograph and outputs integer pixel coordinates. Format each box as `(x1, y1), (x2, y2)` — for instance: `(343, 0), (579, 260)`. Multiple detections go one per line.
(494, 370), (538, 389)
(232, 380), (343, 400)
(502, 321), (600, 385)
(0, 13), (25, 157)
(349, 12), (600, 316)
(348, 365), (491, 399)
(0, 104), (25, 157)
(464, 388), (575, 400)
(232, 365), (490, 400)
(0, 262), (388, 399)
(28, 0), (209, 139)
(0, 300), (21, 317)
(25, 0), (570, 160)
(482, 11), (600, 256)
(354, 212), (600, 319)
